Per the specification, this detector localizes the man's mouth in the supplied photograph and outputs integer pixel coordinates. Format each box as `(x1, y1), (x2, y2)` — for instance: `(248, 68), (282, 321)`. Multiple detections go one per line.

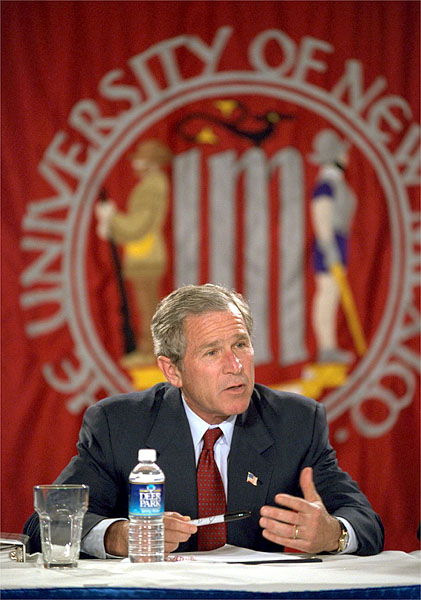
(224, 383), (246, 392)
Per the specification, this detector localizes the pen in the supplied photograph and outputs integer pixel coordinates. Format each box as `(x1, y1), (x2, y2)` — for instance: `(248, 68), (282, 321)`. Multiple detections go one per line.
(190, 511), (251, 526)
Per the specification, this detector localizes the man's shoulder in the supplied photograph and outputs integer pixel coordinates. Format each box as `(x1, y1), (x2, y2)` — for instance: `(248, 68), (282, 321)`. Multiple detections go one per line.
(251, 384), (325, 437)
(89, 382), (174, 415)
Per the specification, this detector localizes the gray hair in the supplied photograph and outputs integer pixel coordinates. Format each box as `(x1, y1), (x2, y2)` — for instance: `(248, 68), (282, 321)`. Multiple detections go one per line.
(151, 283), (254, 368)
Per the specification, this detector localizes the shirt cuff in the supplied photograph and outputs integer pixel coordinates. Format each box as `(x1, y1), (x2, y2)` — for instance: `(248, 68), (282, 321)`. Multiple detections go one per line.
(336, 517), (358, 554)
(81, 518), (128, 559)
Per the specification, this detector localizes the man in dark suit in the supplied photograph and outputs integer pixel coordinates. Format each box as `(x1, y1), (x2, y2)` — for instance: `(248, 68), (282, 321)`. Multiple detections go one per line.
(24, 284), (384, 558)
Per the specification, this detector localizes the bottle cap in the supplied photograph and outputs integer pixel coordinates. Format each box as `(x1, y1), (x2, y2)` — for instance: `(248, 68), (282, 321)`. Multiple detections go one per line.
(138, 448), (156, 462)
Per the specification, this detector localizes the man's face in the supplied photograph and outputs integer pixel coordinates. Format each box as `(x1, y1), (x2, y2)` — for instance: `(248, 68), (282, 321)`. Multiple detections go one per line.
(169, 307), (255, 424)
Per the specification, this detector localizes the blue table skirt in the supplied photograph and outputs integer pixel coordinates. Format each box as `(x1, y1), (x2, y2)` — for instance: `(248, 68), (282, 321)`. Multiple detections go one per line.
(2, 586), (420, 599)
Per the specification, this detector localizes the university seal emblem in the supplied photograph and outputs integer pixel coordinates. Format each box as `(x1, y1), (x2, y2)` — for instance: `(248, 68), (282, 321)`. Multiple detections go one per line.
(20, 27), (420, 444)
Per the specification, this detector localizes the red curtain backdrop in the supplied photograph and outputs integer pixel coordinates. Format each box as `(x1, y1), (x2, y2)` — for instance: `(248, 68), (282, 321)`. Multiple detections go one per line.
(2, 1), (419, 552)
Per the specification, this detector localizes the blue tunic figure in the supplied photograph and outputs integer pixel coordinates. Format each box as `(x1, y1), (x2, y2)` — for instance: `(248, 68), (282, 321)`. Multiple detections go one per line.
(309, 130), (357, 364)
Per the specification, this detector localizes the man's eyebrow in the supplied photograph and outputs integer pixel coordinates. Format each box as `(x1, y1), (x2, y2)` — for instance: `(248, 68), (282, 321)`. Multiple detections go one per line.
(232, 333), (251, 344)
(197, 339), (223, 352)
(197, 333), (250, 352)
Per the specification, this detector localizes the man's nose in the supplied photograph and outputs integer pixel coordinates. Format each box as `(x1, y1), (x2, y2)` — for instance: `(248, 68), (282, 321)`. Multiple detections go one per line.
(223, 350), (242, 374)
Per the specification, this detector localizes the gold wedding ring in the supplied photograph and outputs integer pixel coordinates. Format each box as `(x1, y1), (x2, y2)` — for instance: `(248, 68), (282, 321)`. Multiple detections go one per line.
(293, 525), (299, 539)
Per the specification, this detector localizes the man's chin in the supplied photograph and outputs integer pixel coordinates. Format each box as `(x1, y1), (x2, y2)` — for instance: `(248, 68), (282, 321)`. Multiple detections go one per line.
(221, 387), (252, 413)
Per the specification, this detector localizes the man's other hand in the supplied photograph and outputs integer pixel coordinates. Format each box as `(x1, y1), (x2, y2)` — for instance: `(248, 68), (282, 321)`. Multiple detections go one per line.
(163, 512), (197, 555)
(104, 520), (129, 556)
(103, 512), (197, 557)
(259, 467), (341, 553)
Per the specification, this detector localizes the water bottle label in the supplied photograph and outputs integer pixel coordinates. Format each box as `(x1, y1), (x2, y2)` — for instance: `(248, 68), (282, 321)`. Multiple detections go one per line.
(129, 483), (164, 515)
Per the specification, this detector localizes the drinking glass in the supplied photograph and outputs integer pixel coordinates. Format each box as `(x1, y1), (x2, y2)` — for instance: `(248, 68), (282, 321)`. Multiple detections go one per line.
(34, 484), (89, 568)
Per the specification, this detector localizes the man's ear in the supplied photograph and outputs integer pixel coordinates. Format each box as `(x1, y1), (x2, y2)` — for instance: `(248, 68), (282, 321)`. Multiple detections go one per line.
(157, 356), (182, 388)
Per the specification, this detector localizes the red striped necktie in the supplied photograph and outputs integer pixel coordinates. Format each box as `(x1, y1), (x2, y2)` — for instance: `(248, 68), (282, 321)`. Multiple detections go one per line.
(196, 427), (227, 550)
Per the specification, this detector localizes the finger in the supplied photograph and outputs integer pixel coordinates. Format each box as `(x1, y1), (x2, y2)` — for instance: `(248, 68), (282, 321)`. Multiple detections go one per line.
(164, 513), (197, 535)
(272, 493), (314, 514)
(259, 515), (298, 541)
(164, 540), (180, 554)
(300, 467), (321, 503)
(260, 515), (311, 552)
(260, 505), (299, 525)
(164, 511), (189, 520)
(261, 527), (311, 553)
(164, 511), (193, 523)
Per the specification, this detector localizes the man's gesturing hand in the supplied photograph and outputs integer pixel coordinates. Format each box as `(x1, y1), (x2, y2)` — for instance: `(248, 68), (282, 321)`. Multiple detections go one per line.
(259, 467), (341, 553)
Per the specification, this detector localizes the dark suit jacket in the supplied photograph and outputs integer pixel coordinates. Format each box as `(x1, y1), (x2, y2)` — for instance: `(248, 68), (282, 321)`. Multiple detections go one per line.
(24, 383), (384, 555)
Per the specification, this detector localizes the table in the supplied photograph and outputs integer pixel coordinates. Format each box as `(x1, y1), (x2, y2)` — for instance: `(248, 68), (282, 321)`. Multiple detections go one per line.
(1, 550), (420, 599)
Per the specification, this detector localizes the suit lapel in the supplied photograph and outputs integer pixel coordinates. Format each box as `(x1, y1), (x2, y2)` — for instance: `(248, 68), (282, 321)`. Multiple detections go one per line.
(227, 397), (274, 514)
(145, 386), (198, 518)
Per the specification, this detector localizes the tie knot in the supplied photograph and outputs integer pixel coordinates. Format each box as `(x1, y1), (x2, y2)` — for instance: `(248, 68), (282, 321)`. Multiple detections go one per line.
(203, 427), (223, 450)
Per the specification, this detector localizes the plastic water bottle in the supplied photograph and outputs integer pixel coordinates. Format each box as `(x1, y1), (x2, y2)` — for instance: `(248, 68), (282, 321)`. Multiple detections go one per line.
(128, 448), (165, 562)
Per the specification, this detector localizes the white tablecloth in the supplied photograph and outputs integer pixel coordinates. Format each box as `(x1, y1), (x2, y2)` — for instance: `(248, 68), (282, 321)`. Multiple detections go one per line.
(1, 550), (420, 594)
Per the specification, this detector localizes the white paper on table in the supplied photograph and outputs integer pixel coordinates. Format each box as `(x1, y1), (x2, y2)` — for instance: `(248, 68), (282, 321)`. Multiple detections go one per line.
(170, 544), (322, 563)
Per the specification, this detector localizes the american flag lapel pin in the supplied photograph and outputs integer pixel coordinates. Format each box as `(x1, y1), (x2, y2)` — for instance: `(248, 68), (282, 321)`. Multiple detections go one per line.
(247, 472), (258, 486)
